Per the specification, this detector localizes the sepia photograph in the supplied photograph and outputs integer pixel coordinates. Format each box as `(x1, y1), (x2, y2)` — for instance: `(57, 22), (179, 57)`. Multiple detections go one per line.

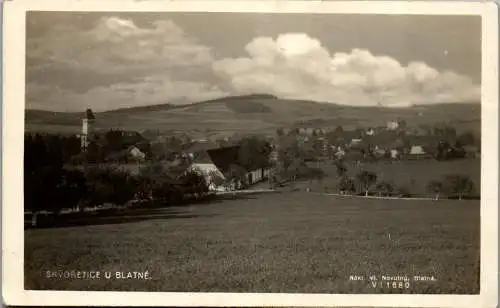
(2, 0), (498, 307)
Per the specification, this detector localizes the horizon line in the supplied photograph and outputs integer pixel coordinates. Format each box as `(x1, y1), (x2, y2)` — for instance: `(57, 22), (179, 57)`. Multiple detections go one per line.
(25, 94), (481, 113)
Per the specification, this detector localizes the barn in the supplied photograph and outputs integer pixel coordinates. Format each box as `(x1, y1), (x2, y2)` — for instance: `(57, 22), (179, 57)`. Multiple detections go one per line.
(186, 145), (272, 192)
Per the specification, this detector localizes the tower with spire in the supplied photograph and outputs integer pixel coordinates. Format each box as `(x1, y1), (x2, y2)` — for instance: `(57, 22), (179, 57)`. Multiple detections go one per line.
(81, 108), (95, 151)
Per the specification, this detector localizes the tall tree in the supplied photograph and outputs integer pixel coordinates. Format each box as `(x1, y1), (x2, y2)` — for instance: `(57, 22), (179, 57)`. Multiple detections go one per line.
(335, 160), (348, 177)
(427, 180), (444, 200)
(355, 170), (378, 196)
(375, 181), (396, 197)
(24, 133), (86, 213)
(443, 174), (476, 200)
(338, 176), (356, 195)
(398, 120), (407, 130)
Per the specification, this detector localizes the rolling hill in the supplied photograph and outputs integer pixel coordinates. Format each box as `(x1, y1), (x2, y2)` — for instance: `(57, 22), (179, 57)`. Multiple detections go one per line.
(25, 94), (481, 136)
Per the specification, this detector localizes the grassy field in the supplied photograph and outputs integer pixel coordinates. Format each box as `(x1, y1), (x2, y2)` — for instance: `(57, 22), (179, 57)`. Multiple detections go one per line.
(25, 191), (479, 294)
(303, 159), (481, 196)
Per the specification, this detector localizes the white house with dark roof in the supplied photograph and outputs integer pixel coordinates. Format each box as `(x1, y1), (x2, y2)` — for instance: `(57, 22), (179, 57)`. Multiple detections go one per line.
(186, 163), (228, 192)
(387, 121), (399, 131)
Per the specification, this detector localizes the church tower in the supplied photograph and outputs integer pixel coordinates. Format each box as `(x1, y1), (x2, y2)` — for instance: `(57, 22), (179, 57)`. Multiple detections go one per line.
(81, 108), (95, 151)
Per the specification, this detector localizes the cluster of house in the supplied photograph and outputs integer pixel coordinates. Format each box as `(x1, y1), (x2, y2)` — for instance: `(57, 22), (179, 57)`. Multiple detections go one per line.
(271, 120), (480, 161)
(76, 109), (479, 193)
(334, 139), (429, 160)
(76, 109), (272, 192)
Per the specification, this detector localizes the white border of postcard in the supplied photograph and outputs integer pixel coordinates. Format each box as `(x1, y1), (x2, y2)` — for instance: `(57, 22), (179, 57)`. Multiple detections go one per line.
(2, 1), (498, 307)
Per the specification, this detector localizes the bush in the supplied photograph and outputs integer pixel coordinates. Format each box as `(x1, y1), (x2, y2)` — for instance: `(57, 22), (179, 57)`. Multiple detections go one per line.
(85, 167), (138, 207)
(178, 171), (209, 200)
(394, 186), (412, 198)
(375, 181), (396, 197)
(442, 174), (476, 200)
(335, 160), (348, 177)
(25, 166), (87, 213)
(135, 164), (210, 206)
(337, 176), (356, 194)
(151, 181), (184, 205)
(136, 163), (184, 205)
(427, 180), (444, 200)
(286, 160), (325, 181)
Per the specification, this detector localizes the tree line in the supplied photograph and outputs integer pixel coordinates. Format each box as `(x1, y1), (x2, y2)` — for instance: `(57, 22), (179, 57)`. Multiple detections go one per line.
(24, 133), (213, 214)
(24, 132), (279, 215)
(334, 160), (477, 199)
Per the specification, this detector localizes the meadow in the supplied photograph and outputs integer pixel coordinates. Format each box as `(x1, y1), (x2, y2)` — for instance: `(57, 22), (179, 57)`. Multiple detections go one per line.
(303, 158), (481, 196)
(25, 191), (480, 294)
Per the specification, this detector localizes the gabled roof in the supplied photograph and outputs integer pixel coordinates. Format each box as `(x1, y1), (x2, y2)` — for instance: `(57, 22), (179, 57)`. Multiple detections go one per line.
(130, 141), (150, 153)
(409, 145), (426, 154)
(183, 141), (218, 154)
(127, 145), (144, 153)
(206, 146), (242, 174)
(191, 150), (214, 164)
(188, 163), (224, 176)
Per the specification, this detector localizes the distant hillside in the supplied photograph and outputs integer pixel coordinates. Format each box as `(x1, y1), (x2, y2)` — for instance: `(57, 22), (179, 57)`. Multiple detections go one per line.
(100, 103), (177, 115)
(25, 95), (481, 135)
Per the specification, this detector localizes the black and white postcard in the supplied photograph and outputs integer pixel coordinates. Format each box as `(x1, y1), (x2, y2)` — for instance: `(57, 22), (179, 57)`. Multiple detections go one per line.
(2, 0), (498, 307)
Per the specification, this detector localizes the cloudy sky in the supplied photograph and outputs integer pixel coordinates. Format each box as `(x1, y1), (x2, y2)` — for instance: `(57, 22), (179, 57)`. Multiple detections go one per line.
(26, 12), (481, 112)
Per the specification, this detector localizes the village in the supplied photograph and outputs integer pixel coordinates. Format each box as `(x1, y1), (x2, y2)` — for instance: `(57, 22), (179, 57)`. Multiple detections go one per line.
(72, 108), (480, 190)
(24, 106), (481, 228)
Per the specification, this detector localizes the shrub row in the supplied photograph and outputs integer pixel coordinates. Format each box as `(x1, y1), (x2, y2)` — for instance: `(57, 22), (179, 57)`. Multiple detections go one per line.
(25, 163), (210, 214)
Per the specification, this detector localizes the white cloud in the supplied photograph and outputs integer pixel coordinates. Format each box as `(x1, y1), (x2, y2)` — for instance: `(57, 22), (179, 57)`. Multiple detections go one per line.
(27, 21), (480, 111)
(27, 16), (214, 73)
(213, 33), (480, 106)
(27, 16), (220, 110)
(27, 76), (228, 112)
(27, 76), (228, 111)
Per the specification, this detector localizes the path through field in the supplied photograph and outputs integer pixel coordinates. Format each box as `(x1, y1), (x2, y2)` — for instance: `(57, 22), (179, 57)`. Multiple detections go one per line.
(25, 192), (480, 294)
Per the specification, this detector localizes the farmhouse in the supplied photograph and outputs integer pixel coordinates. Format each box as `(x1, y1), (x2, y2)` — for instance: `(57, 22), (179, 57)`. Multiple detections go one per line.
(390, 149), (400, 159)
(186, 163), (227, 192)
(373, 147), (387, 157)
(127, 143), (150, 161)
(207, 146), (271, 186)
(386, 121), (399, 131)
(101, 142), (151, 163)
(334, 146), (346, 159)
(410, 145), (425, 154)
(407, 145), (430, 160)
(186, 145), (272, 192)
